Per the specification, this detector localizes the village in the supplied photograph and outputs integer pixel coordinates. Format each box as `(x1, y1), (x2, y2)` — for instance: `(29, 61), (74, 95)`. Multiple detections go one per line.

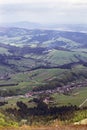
(0, 79), (87, 105)
(25, 79), (87, 97)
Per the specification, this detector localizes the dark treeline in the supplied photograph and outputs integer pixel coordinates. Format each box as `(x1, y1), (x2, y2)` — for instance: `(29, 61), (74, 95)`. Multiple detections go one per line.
(6, 100), (78, 121)
(0, 101), (8, 106)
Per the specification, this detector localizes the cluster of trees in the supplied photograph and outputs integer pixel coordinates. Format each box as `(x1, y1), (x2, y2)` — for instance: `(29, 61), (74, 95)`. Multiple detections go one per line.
(0, 101), (8, 106)
(6, 100), (78, 123)
(0, 98), (87, 126)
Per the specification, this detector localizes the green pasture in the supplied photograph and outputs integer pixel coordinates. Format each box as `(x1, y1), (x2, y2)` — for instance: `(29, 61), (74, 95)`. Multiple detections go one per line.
(52, 87), (87, 107)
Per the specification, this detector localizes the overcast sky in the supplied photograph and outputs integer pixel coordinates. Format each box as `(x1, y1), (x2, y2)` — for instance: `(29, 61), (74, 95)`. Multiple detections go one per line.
(0, 0), (87, 24)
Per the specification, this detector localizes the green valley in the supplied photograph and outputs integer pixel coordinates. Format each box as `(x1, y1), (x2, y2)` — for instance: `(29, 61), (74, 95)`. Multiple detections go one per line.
(0, 27), (87, 128)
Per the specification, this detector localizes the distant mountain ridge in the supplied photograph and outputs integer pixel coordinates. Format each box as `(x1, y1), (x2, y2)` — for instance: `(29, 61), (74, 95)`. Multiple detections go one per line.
(0, 27), (87, 49)
(0, 21), (87, 32)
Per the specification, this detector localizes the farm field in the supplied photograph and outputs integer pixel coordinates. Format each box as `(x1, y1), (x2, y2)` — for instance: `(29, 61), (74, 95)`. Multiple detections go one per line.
(52, 87), (87, 107)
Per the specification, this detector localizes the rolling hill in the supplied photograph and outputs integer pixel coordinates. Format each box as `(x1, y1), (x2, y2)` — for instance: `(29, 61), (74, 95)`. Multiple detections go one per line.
(0, 27), (87, 128)
(0, 27), (87, 98)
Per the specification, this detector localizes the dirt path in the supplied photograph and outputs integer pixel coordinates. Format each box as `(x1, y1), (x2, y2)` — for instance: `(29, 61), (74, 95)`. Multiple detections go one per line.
(79, 98), (87, 107)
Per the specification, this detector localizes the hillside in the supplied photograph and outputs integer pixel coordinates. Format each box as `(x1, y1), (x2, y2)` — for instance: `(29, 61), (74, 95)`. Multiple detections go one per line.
(0, 27), (87, 128)
(0, 27), (87, 50)
(0, 27), (87, 96)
